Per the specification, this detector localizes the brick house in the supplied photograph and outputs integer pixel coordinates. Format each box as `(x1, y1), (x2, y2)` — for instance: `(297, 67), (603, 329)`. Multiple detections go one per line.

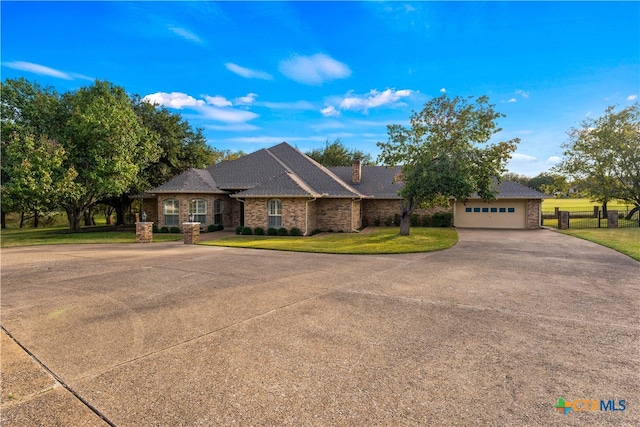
(141, 142), (546, 233)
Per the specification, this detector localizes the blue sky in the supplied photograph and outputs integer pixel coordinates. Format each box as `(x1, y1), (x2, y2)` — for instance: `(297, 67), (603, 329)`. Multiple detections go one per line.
(2, 1), (638, 176)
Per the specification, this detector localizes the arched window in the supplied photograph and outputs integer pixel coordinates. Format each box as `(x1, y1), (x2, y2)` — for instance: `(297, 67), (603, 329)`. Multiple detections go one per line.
(189, 199), (207, 223)
(163, 199), (179, 226)
(268, 199), (282, 228)
(214, 199), (223, 225)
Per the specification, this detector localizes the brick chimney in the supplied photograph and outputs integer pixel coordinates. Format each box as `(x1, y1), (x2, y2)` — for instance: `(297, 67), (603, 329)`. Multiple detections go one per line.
(352, 158), (362, 184)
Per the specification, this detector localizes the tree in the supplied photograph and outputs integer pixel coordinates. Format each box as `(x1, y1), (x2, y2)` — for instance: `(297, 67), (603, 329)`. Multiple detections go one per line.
(554, 103), (640, 215)
(58, 81), (159, 231)
(377, 94), (519, 235)
(502, 172), (530, 187)
(306, 138), (374, 167)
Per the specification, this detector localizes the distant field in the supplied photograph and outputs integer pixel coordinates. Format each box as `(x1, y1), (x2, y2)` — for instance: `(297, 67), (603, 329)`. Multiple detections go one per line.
(542, 198), (633, 212)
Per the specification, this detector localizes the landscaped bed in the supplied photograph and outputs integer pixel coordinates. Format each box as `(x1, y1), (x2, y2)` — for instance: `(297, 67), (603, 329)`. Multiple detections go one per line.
(202, 227), (458, 254)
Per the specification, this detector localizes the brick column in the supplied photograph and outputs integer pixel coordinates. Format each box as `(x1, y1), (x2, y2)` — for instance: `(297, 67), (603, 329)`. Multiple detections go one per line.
(136, 222), (153, 243)
(607, 210), (619, 228)
(558, 211), (569, 230)
(183, 222), (200, 244)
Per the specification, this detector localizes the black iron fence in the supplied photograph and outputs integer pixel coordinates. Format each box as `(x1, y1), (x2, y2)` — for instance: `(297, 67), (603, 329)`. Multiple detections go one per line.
(542, 207), (639, 228)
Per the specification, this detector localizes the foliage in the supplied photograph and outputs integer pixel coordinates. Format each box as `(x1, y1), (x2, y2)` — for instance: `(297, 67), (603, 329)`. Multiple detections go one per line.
(241, 226), (253, 235)
(289, 227), (302, 236)
(253, 227), (264, 235)
(267, 227), (278, 236)
(277, 227), (288, 236)
(216, 224), (224, 231)
(306, 138), (374, 166)
(432, 212), (453, 227)
(377, 94), (518, 235)
(208, 224), (218, 232)
(235, 225), (243, 235)
(554, 103), (640, 209)
(169, 227), (181, 233)
(160, 227), (169, 233)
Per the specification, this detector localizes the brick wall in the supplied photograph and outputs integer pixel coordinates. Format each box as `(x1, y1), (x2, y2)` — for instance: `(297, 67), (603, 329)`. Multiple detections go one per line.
(362, 199), (450, 226)
(315, 199), (358, 232)
(155, 194), (237, 229)
(244, 198), (307, 231)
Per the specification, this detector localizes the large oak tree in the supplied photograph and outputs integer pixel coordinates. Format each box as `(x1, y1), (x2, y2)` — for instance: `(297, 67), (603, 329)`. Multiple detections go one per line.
(377, 94), (519, 235)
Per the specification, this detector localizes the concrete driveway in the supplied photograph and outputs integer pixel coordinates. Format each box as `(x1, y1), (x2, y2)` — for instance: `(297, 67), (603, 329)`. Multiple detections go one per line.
(1, 229), (638, 426)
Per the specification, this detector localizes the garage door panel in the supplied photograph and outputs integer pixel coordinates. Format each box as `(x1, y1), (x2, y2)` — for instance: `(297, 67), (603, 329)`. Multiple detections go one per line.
(455, 200), (526, 229)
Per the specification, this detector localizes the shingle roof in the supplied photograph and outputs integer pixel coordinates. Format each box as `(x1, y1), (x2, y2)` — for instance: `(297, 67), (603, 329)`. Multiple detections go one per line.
(150, 168), (225, 194)
(329, 165), (403, 199)
(234, 171), (322, 198)
(466, 180), (549, 199)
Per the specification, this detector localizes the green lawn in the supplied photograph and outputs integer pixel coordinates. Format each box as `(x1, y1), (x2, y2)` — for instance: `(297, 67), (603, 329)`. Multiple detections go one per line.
(542, 198), (633, 212)
(203, 227), (458, 254)
(0, 226), (183, 248)
(557, 228), (640, 261)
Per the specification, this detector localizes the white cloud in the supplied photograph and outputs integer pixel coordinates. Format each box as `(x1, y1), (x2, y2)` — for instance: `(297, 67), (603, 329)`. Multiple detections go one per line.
(515, 89), (530, 99)
(205, 95), (232, 107)
(225, 63), (273, 80)
(546, 156), (562, 164)
(440, 87), (446, 93)
(143, 92), (205, 109)
(507, 98), (517, 103)
(628, 94), (638, 101)
(260, 100), (316, 110)
(167, 25), (202, 43)
(510, 153), (537, 162)
(143, 91), (258, 124)
(279, 53), (351, 85)
(235, 93), (258, 105)
(339, 88), (412, 112)
(3, 61), (92, 81)
(321, 105), (340, 117)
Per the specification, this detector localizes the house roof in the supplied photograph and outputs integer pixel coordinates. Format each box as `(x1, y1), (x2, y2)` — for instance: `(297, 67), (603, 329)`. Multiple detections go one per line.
(465, 180), (550, 200)
(150, 168), (226, 194)
(329, 165), (403, 199)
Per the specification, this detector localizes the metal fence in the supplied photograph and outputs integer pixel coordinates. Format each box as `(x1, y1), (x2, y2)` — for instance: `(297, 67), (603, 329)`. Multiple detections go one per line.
(542, 208), (640, 228)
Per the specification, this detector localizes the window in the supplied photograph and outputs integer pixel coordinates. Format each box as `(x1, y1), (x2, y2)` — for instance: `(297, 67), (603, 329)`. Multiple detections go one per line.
(189, 199), (207, 223)
(214, 199), (223, 225)
(164, 199), (180, 226)
(490, 208), (497, 213)
(465, 207), (472, 213)
(268, 199), (282, 228)
(499, 208), (506, 213)
(508, 207), (515, 213)
(482, 207), (489, 213)
(473, 207), (481, 213)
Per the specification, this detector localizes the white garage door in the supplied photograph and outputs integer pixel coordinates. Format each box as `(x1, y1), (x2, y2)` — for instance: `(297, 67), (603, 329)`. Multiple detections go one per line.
(454, 200), (527, 229)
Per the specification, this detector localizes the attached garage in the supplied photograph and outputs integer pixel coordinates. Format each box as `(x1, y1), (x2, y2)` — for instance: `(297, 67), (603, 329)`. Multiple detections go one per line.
(452, 181), (548, 229)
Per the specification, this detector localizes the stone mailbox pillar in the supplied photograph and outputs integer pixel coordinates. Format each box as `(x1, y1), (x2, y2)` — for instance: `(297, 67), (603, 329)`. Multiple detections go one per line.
(136, 222), (153, 243)
(607, 210), (619, 228)
(558, 211), (569, 230)
(183, 222), (201, 244)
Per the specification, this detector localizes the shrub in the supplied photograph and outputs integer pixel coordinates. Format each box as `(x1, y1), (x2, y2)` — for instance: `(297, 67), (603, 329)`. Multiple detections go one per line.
(235, 225), (243, 235)
(362, 218), (369, 228)
(384, 216), (393, 226)
(254, 227), (264, 235)
(410, 214), (421, 227)
(277, 227), (288, 236)
(208, 224), (217, 232)
(373, 217), (381, 226)
(160, 226), (169, 233)
(170, 227), (181, 233)
(393, 213), (401, 226)
(432, 212), (453, 227)
(241, 227), (253, 235)
(152, 225), (159, 233)
(216, 224), (224, 231)
(290, 227), (302, 236)
(267, 227), (278, 236)
(422, 214), (433, 227)
(311, 228), (323, 235)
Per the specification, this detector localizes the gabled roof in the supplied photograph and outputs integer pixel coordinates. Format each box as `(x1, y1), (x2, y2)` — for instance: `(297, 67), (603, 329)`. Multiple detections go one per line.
(150, 168), (226, 194)
(466, 180), (550, 200)
(329, 165), (403, 199)
(234, 171), (322, 198)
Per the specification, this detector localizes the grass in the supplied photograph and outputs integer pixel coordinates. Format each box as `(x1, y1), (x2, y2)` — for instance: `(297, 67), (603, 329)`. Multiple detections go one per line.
(202, 227), (458, 254)
(557, 228), (640, 261)
(542, 198), (633, 212)
(0, 225), (183, 248)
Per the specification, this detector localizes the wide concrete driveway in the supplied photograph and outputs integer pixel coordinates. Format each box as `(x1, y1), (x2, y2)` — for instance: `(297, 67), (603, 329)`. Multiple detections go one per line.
(1, 229), (638, 426)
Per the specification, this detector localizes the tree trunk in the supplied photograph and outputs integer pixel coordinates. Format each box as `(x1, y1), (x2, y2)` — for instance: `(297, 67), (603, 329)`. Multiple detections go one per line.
(1, 211), (6, 229)
(19, 211), (25, 228)
(66, 208), (83, 232)
(399, 214), (411, 235)
(33, 209), (39, 228)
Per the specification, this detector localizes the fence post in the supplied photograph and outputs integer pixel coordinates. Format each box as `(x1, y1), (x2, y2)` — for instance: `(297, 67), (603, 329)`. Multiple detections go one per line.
(607, 210), (619, 228)
(593, 206), (599, 218)
(559, 211), (569, 230)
